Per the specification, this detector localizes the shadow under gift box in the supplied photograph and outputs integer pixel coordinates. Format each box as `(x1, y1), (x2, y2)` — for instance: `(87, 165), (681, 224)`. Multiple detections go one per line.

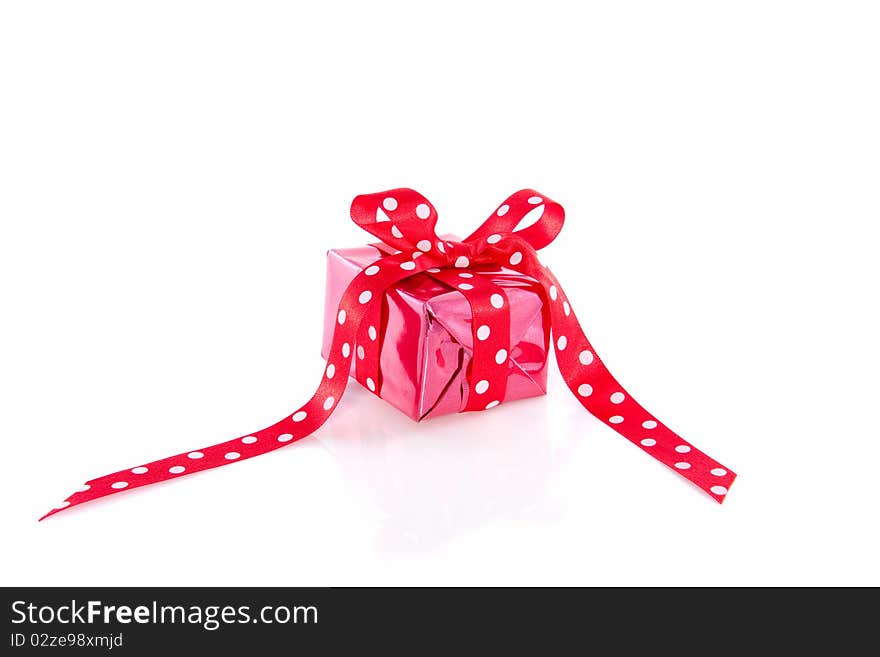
(322, 243), (550, 421)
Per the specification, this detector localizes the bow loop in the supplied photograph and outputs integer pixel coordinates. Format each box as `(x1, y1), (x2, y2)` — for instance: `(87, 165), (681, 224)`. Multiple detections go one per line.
(350, 188), (440, 255)
(465, 189), (565, 252)
(351, 188), (564, 268)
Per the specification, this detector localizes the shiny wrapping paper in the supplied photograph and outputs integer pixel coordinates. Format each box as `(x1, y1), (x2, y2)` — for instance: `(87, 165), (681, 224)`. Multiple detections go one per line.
(322, 243), (550, 421)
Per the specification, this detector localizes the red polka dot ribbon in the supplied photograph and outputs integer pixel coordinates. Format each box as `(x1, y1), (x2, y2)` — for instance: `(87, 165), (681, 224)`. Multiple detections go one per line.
(41, 189), (735, 519)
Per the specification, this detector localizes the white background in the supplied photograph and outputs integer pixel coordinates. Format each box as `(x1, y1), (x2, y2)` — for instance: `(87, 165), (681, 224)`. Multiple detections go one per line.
(1, 1), (878, 586)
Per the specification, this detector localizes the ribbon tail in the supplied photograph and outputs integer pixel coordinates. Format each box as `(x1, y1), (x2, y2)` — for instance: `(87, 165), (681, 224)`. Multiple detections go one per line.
(39, 412), (315, 521)
(534, 265), (736, 502)
(40, 250), (429, 520)
(40, 364), (354, 521)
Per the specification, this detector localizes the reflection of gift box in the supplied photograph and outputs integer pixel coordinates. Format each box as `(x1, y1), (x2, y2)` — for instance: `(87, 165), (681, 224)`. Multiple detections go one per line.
(322, 242), (549, 421)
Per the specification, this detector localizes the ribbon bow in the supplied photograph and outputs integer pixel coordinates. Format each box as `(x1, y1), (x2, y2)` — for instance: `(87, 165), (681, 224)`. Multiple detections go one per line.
(42, 189), (735, 519)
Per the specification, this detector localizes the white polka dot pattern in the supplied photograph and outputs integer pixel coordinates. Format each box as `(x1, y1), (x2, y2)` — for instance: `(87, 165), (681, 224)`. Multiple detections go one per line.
(42, 188), (734, 520)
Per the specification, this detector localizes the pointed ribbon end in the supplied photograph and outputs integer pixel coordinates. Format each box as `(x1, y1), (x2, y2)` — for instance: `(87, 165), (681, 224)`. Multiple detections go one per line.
(709, 471), (736, 504)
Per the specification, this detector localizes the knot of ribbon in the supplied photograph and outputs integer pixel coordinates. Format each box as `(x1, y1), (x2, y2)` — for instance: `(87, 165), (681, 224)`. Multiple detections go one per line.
(42, 188), (735, 519)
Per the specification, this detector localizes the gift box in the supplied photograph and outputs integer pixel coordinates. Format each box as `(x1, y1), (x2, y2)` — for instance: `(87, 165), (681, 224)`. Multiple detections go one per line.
(43, 187), (737, 521)
(322, 242), (550, 421)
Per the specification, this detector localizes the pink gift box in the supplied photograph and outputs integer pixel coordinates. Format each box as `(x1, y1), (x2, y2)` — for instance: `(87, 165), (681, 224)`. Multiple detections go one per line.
(322, 243), (550, 421)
